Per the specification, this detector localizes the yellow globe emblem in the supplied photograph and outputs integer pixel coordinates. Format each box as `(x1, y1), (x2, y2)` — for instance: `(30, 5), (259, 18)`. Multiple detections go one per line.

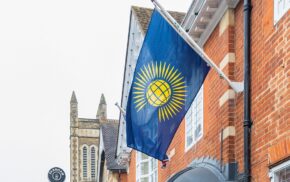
(133, 62), (186, 121)
(146, 79), (171, 107)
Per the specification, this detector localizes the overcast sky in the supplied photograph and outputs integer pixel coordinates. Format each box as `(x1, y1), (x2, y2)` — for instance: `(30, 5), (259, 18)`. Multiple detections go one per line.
(0, 0), (191, 181)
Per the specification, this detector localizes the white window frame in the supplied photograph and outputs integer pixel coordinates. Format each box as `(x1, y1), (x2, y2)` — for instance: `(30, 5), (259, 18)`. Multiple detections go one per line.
(185, 85), (204, 152)
(269, 160), (290, 182)
(274, 0), (290, 24)
(136, 152), (158, 182)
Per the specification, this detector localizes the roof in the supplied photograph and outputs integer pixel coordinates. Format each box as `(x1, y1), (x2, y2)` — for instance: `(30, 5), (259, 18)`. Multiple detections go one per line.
(70, 91), (77, 103)
(131, 6), (186, 35)
(78, 118), (98, 122)
(101, 120), (126, 171)
(99, 93), (106, 105)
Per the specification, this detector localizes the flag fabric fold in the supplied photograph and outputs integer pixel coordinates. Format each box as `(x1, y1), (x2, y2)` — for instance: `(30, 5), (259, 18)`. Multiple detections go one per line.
(126, 9), (210, 161)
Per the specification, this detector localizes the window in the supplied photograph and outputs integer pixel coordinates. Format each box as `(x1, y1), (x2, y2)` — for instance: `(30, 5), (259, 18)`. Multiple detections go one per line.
(269, 160), (290, 182)
(185, 85), (203, 151)
(136, 152), (158, 182)
(274, 0), (290, 24)
(82, 146), (88, 178)
(91, 147), (96, 179)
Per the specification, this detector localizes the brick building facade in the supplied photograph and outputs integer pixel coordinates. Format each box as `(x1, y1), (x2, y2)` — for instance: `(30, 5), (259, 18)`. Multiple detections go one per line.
(116, 0), (289, 182)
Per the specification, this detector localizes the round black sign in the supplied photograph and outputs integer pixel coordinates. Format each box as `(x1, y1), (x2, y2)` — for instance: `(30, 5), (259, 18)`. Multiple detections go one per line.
(48, 167), (66, 182)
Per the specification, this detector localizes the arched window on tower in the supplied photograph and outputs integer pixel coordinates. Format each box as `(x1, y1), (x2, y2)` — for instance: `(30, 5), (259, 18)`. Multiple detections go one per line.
(91, 146), (96, 179)
(82, 146), (88, 178)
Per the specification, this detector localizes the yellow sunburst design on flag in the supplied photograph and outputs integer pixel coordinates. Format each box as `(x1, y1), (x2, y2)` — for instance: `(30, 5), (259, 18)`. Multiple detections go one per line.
(133, 62), (186, 122)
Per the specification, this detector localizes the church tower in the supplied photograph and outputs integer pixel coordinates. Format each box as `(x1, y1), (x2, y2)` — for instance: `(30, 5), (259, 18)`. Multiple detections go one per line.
(70, 92), (105, 182)
(70, 91), (79, 182)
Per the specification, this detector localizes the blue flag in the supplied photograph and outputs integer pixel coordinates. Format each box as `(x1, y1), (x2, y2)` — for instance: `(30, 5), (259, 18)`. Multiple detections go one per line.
(126, 10), (210, 161)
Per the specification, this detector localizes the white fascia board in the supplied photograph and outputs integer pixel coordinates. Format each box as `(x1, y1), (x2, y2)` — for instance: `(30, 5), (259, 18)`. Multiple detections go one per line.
(184, 0), (240, 46)
(116, 11), (144, 161)
(198, 0), (240, 46)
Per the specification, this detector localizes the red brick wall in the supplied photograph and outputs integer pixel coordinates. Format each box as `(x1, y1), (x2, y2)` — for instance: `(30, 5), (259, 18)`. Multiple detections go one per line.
(122, 1), (289, 182)
(234, 0), (290, 181)
(121, 150), (137, 181)
(235, 0), (289, 181)
(120, 172), (128, 182)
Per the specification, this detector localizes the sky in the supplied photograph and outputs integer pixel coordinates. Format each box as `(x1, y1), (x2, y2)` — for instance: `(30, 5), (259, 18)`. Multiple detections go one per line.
(0, 0), (191, 181)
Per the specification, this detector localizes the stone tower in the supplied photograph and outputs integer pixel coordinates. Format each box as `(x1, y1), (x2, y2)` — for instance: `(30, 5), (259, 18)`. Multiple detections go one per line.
(70, 91), (79, 182)
(96, 93), (107, 122)
(70, 92), (107, 182)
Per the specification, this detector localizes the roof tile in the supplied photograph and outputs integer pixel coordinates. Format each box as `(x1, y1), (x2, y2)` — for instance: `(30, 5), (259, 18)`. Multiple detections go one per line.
(101, 121), (126, 170)
(131, 6), (186, 35)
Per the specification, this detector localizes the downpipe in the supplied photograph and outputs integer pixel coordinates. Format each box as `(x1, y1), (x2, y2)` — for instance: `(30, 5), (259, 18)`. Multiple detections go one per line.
(242, 0), (252, 181)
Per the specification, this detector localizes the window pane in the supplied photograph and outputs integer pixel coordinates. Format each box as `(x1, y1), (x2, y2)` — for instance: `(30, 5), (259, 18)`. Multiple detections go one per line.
(153, 159), (157, 169)
(185, 105), (193, 147)
(150, 158), (154, 171)
(187, 136), (193, 146)
(141, 153), (148, 160)
(185, 85), (203, 149)
(276, 166), (290, 182)
(186, 126), (192, 135)
(141, 177), (149, 182)
(141, 161), (149, 175)
(83, 147), (87, 178)
(195, 123), (201, 139)
(274, 0), (290, 23)
(136, 152), (158, 182)
(91, 147), (96, 178)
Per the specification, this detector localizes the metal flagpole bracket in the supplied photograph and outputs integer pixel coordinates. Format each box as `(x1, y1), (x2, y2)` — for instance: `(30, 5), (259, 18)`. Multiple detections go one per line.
(230, 81), (244, 93)
(115, 102), (126, 116)
(151, 0), (244, 93)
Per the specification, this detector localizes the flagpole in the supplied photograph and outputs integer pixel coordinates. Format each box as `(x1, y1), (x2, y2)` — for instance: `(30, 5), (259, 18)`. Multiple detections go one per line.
(151, 0), (244, 93)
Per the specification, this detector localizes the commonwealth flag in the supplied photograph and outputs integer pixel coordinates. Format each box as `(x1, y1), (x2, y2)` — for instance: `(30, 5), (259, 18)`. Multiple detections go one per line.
(126, 10), (210, 161)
